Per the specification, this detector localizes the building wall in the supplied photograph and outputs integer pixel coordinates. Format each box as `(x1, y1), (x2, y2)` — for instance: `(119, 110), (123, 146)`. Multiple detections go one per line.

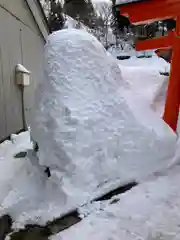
(0, 0), (46, 141)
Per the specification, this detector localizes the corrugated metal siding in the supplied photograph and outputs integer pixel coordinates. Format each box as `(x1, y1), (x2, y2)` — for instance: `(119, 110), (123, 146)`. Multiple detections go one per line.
(0, 1), (46, 141)
(5, 12), (24, 136)
(0, 7), (23, 140)
(21, 23), (45, 126)
(0, 46), (6, 140)
(0, 0), (41, 37)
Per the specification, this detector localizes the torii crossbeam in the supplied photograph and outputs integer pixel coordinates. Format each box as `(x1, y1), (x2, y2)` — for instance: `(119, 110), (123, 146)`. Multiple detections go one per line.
(117, 0), (180, 132)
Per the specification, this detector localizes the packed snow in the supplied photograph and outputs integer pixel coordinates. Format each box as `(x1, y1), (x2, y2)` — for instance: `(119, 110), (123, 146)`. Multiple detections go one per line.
(31, 29), (176, 215)
(0, 131), (73, 228)
(0, 131), (92, 228)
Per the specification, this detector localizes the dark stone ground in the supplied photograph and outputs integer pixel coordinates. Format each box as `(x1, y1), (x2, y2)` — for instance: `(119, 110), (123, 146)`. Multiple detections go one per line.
(0, 210), (81, 240)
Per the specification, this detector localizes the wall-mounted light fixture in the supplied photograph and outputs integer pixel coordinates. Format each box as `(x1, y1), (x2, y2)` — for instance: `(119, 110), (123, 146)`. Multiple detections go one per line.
(15, 64), (30, 86)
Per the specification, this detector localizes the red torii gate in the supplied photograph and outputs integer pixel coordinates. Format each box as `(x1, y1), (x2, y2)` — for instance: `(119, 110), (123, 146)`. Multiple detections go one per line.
(118, 0), (180, 132)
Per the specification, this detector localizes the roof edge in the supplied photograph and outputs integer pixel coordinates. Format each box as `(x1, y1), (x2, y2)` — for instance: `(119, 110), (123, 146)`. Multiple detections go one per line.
(37, 0), (51, 31)
(25, 0), (50, 40)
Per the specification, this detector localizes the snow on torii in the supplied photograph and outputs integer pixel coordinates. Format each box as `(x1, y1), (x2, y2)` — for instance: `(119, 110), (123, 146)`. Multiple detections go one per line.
(116, 0), (145, 5)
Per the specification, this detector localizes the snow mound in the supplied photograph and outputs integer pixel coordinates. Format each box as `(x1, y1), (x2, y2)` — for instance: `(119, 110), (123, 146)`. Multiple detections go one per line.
(120, 64), (169, 116)
(31, 29), (176, 206)
(0, 132), (75, 227)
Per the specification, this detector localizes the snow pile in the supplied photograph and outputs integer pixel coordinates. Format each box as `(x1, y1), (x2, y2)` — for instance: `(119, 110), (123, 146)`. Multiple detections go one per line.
(113, 54), (170, 116)
(0, 29), (178, 231)
(0, 131), (32, 160)
(0, 132), (43, 224)
(120, 65), (169, 116)
(0, 132), (80, 227)
(31, 29), (176, 208)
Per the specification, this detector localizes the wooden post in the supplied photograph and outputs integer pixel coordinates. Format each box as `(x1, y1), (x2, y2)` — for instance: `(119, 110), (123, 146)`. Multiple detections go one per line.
(163, 16), (180, 131)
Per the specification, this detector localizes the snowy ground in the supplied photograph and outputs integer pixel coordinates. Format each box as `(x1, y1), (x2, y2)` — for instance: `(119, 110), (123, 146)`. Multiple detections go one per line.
(1, 130), (180, 240)
(52, 159), (180, 240)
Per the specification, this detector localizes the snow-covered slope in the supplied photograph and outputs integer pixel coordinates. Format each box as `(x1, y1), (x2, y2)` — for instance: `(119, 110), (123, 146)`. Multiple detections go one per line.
(31, 29), (176, 209)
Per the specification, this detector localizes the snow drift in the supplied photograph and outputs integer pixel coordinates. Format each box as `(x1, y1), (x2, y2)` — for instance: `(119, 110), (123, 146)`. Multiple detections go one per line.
(119, 64), (169, 116)
(31, 29), (176, 205)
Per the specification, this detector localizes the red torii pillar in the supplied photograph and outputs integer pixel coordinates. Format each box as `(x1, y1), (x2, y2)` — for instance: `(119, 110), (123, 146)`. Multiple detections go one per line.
(119, 0), (180, 132)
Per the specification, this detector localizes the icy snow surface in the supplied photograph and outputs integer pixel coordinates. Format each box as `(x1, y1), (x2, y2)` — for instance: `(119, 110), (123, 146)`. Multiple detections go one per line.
(31, 29), (176, 213)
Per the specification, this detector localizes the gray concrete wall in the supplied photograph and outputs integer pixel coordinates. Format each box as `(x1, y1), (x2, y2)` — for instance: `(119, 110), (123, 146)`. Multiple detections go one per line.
(0, 0), (47, 141)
